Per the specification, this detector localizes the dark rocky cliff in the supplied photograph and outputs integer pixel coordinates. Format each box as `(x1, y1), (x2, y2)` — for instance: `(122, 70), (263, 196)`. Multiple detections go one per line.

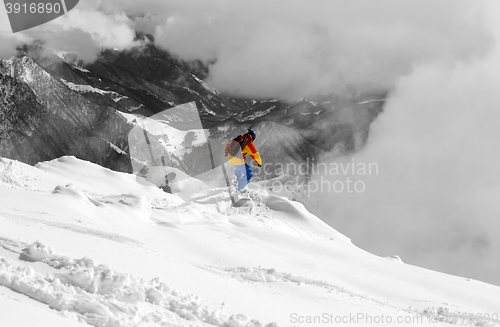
(0, 56), (131, 171)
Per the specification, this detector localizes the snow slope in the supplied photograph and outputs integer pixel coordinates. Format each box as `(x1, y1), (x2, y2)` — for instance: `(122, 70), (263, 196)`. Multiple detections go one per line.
(1, 157), (500, 326)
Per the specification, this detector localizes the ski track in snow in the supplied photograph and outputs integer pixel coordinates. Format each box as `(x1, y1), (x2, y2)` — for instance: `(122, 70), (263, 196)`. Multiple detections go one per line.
(0, 238), (277, 327)
(197, 264), (399, 308)
(0, 210), (145, 247)
(1, 238), (498, 327)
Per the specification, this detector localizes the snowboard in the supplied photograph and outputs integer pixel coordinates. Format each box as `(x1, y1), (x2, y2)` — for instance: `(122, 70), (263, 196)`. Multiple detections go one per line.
(229, 187), (251, 207)
(234, 198), (251, 207)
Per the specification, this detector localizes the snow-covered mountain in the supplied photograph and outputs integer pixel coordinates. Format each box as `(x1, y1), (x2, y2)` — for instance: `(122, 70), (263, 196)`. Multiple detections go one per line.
(1, 156), (499, 326)
(0, 42), (385, 181)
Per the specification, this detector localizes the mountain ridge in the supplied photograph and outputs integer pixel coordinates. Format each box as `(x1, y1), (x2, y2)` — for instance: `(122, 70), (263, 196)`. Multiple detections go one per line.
(1, 43), (385, 183)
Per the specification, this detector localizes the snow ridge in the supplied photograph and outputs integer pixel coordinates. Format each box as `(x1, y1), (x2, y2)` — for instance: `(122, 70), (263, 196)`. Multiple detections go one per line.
(2, 156), (500, 326)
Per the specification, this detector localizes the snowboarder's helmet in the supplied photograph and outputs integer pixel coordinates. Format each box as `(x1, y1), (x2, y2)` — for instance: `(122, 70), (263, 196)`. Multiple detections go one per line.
(248, 129), (257, 141)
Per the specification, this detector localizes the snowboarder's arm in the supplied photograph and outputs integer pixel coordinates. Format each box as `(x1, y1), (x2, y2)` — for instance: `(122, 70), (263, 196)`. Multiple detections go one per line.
(244, 142), (262, 166)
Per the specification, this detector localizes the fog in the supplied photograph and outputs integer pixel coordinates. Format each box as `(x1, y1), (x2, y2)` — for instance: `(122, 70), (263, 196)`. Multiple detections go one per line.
(308, 1), (500, 285)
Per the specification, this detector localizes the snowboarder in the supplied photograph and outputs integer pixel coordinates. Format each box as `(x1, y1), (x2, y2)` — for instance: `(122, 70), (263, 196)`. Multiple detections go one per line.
(224, 129), (262, 196)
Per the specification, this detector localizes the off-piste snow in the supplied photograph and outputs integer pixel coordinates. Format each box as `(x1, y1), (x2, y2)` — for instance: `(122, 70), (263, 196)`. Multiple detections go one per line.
(1, 156), (500, 326)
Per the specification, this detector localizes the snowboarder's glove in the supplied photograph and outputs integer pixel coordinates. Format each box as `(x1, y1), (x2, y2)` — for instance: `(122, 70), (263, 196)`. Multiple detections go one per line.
(258, 164), (261, 167)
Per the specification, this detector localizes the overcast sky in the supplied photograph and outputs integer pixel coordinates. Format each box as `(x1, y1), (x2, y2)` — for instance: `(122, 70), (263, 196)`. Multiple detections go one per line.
(1, 0), (500, 284)
(0, 0), (493, 99)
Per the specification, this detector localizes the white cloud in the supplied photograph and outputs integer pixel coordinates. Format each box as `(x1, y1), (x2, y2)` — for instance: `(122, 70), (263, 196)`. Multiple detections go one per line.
(35, 7), (139, 62)
(0, 0), (139, 62)
(0, 6), (33, 58)
(152, 0), (493, 99)
(307, 0), (500, 285)
(2, 0), (493, 98)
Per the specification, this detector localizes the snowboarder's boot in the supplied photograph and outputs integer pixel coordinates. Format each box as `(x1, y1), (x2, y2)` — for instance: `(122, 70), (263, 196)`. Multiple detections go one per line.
(237, 188), (250, 198)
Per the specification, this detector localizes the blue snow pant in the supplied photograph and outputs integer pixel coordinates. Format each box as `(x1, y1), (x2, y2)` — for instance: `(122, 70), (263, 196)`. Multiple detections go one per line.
(234, 163), (254, 189)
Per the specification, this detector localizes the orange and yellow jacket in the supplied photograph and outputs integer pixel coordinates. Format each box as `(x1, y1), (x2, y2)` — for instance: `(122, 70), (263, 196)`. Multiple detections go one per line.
(225, 134), (262, 166)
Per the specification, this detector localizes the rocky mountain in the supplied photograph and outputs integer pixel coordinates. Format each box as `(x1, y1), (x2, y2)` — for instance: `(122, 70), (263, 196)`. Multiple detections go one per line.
(0, 41), (385, 184)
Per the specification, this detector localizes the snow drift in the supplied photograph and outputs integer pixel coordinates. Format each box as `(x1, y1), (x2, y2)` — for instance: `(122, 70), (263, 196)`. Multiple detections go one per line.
(1, 156), (500, 326)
